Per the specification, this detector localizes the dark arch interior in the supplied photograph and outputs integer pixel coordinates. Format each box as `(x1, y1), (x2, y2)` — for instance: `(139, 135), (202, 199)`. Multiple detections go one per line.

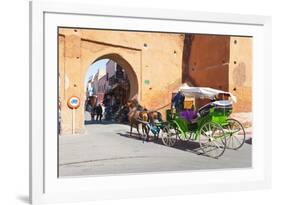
(84, 54), (138, 123)
(95, 53), (138, 99)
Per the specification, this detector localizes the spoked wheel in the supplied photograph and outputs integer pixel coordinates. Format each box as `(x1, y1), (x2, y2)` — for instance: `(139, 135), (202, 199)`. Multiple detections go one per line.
(161, 125), (177, 147)
(224, 119), (246, 150)
(199, 122), (226, 158)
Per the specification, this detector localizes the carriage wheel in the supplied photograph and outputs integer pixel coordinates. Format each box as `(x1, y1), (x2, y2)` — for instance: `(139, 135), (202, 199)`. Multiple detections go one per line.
(199, 122), (226, 158)
(225, 119), (246, 150)
(161, 125), (177, 147)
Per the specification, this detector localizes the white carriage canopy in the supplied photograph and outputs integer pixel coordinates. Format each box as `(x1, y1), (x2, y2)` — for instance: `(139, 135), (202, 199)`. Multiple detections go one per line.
(177, 84), (237, 103)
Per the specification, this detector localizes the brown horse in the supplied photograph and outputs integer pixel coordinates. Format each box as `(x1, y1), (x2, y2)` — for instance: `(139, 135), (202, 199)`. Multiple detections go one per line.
(127, 99), (149, 141)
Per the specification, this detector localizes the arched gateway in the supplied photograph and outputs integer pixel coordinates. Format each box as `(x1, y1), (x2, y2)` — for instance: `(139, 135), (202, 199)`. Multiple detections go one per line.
(59, 38), (143, 134)
(59, 28), (185, 134)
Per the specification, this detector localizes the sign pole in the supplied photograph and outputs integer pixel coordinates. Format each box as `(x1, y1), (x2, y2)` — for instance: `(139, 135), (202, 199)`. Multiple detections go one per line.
(67, 96), (80, 135)
(72, 108), (75, 134)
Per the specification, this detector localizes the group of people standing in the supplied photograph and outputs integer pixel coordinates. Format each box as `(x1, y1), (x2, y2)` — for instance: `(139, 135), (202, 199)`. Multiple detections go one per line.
(85, 96), (104, 122)
(90, 104), (104, 122)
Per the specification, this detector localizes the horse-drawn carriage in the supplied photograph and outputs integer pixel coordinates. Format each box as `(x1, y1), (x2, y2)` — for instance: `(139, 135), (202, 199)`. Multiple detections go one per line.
(160, 85), (246, 158)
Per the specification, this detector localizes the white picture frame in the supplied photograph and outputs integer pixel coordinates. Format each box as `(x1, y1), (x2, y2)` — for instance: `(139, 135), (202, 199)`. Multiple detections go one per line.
(30, 0), (272, 204)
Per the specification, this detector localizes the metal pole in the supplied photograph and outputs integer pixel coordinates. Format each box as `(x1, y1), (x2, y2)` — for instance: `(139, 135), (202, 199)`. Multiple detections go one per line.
(72, 108), (75, 134)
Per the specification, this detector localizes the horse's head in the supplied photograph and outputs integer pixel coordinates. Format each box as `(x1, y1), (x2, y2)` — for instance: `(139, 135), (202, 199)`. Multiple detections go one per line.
(148, 111), (163, 122)
(140, 111), (149, 122)
(127, 99), (139, 109)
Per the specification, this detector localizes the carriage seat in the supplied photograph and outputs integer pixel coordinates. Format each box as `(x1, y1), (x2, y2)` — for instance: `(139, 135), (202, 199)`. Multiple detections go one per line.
(180, 110), (199, 124)
(198, 100), (232, 117)
(198, 102), (215, 117)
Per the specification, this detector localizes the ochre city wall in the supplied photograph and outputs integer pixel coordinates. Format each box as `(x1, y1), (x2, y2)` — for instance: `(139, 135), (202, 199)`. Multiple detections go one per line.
(183, 35), (230, 90)
(59, 28), (252, 134)
(229, 37), (252, 112)
(182, 34), (252, 112)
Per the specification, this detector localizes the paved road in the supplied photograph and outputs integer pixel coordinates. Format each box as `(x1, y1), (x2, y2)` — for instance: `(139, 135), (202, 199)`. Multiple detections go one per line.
(59, 114), (252, 177)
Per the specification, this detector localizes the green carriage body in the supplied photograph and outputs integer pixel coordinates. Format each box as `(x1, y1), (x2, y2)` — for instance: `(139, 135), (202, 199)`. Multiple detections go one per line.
(166, 103), (232, 141)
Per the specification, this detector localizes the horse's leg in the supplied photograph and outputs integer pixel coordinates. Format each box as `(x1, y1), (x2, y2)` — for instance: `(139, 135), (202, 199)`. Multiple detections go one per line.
(143, 124), (149, 142)
(136, 124), (142, 139)
(146, 126), (150, 141)
(130, 123), (133, 137)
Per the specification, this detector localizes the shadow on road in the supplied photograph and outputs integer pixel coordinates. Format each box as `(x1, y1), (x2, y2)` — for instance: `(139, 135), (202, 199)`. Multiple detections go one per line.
(117, 132), (146, 142)
(154, 137), (203, 155)
(116, 131), (203, 156)
(85, 121), (218, 159)
(85, 120), (128, 125)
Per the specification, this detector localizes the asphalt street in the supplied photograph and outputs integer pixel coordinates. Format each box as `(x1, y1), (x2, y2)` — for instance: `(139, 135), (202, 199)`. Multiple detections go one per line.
(59, 113), (252, 177)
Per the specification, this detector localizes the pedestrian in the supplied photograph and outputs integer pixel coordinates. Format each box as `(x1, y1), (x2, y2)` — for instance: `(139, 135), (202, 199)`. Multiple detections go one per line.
(96, 104), (103, 121)
(91, 106), (96, 120)
(101, 103), (105, 118)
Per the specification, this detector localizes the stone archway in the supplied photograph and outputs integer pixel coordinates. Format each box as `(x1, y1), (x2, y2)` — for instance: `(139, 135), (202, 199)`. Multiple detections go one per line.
(83, 54), (139, 124)
(80, 40), (142, 103)
(59, 34), (142, 134)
